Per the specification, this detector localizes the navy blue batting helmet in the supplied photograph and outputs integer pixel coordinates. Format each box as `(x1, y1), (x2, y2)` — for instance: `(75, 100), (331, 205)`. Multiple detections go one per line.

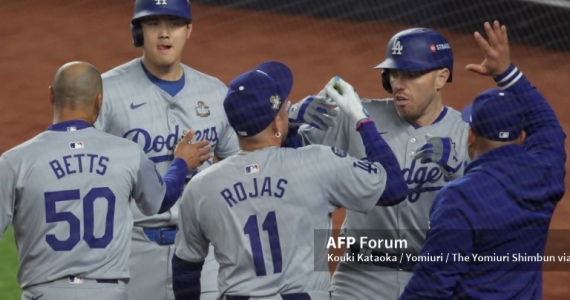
(375, 28), (453, 93)
(131, 0), (193, 47)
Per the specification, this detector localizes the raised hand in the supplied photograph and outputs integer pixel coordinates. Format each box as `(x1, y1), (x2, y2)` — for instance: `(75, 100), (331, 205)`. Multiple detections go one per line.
(465, 20), (511, 77)
(324, 76), (369, 124)
(288, 95), (339, 130)
(174, 130), (211, 170)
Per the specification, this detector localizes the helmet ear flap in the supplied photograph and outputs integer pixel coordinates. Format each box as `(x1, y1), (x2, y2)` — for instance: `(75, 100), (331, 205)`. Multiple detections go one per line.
(131, 22), (143, 48)
(382, 70), (392, 94)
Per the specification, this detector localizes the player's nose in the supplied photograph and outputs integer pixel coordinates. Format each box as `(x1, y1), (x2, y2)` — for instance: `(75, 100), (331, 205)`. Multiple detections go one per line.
(390, 75), (405, 93)
(158, 23), (170, 38)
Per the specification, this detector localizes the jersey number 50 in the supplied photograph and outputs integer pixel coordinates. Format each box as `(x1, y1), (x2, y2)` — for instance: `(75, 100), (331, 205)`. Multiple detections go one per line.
(243, 211), (282, 277)
(44, 187), (115, 251)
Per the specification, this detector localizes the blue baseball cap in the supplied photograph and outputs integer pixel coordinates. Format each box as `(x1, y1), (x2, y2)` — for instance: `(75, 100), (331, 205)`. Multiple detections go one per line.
(461, 88), (524, 141)
(223, 61), (293, 137)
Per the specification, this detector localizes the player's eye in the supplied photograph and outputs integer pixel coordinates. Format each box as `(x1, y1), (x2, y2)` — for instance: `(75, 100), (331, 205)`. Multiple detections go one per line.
(143, 20), (159, 26)
(390, 69), (435, 80)
(169, 18), (188, 27)
(399, 71), (427, 79)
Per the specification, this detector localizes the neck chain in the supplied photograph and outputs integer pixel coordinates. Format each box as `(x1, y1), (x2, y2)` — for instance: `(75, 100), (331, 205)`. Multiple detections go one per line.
(237, 146), (273, 155)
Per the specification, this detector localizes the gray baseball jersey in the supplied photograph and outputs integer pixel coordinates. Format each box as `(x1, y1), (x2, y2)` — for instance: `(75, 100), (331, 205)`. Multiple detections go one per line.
(94, 58), (238, 300)
(95, 58), (239, 227)
(299, 99), (469, 298)
(0, 124), (167, 289)
(175, 145), (387, 298)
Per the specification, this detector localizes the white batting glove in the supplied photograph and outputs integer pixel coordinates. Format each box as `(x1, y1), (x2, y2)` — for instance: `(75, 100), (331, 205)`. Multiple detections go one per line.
(324, 76), (369, 124)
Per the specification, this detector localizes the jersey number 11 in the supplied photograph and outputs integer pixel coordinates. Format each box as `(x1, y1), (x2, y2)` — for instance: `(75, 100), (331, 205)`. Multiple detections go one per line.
(243, 211), (283, 277)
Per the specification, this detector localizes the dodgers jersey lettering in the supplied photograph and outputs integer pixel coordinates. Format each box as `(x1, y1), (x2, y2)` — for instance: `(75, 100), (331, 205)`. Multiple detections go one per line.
(299, 99), (469, 253)
(94, 58), (239, 227)
(175, 146), (387, 297)
(0, 126), (166, 288)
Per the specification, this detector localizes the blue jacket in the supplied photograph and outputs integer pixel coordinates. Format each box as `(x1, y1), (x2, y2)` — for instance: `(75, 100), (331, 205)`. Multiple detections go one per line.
(399, 65), (566, 300)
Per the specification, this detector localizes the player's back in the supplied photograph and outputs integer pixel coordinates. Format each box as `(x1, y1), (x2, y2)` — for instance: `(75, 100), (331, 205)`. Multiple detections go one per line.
(1, 126), (152, 288)
(180, 145), (383, 298)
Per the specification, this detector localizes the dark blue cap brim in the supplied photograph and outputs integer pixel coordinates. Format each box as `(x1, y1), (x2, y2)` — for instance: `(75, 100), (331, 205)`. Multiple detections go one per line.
(461, 104), (473, 123)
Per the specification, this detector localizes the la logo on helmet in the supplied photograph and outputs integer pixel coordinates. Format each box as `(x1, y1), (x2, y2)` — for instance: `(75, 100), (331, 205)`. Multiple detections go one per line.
(155, 0), (167, 5)
(392, 39), (403, 55)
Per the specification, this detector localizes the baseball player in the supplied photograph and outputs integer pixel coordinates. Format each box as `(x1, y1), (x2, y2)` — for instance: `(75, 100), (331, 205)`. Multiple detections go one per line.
(93, 1), (240, 299)
(299, 28), (472, 299)
(0, 61), (211, 300)
(172, 61), (408, 300)
(400, 21), (566, 299)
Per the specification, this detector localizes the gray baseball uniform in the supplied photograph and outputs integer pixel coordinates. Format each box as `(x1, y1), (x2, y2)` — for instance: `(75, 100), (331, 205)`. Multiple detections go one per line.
(299, 99), (470, 300)
(0, 122), (169, 300)
(175, 145), (388, 300)
(94, 58), (239, 300)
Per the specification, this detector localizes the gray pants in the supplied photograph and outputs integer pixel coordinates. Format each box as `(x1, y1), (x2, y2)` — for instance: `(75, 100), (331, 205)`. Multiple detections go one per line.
(223, 291), (332, 300)
(22, 277), (127, 300)
(127, 226), (219, 300)
(331, 260), (412, 300)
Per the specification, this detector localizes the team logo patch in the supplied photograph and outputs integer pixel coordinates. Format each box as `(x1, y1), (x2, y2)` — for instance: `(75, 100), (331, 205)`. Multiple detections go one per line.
(66, 126), (77, 131)
(245, 163), (260, 174)
(331, 147), (347, 157)
(430, 43), (450, 52)
(130, 102), (147, 110)
(270, 95), (281, 111)
(69, 141), (84, 149)
(154, 0), (167, 5)
(499, 132), (510, 138)
(391, 38), (403, 55)
(195, 101), (210, 117)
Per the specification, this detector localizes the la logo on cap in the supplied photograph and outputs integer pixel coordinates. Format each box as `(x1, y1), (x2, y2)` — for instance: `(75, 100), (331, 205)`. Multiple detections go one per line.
(270, 95), (281, 111)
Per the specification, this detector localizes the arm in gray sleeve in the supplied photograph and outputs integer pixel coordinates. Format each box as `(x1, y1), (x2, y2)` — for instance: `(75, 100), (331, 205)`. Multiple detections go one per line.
(133, 150), (188, 216)
(0, 156), (16, 240)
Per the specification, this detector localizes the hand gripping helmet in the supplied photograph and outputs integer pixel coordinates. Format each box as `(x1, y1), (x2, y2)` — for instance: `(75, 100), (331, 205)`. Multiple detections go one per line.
(374, 28), (453, 93)
(131, 0), (193, 47)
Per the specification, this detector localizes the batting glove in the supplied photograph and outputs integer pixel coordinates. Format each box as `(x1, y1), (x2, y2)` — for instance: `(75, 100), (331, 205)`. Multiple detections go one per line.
(324, 76), (369, 124)
(288, 95), (339, 130)
(414, 136), (462, 176)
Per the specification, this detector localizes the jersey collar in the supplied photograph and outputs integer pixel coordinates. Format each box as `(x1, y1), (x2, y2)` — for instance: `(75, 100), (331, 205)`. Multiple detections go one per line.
(411, 106), (448, 129)
(47, 120), (91, 132)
